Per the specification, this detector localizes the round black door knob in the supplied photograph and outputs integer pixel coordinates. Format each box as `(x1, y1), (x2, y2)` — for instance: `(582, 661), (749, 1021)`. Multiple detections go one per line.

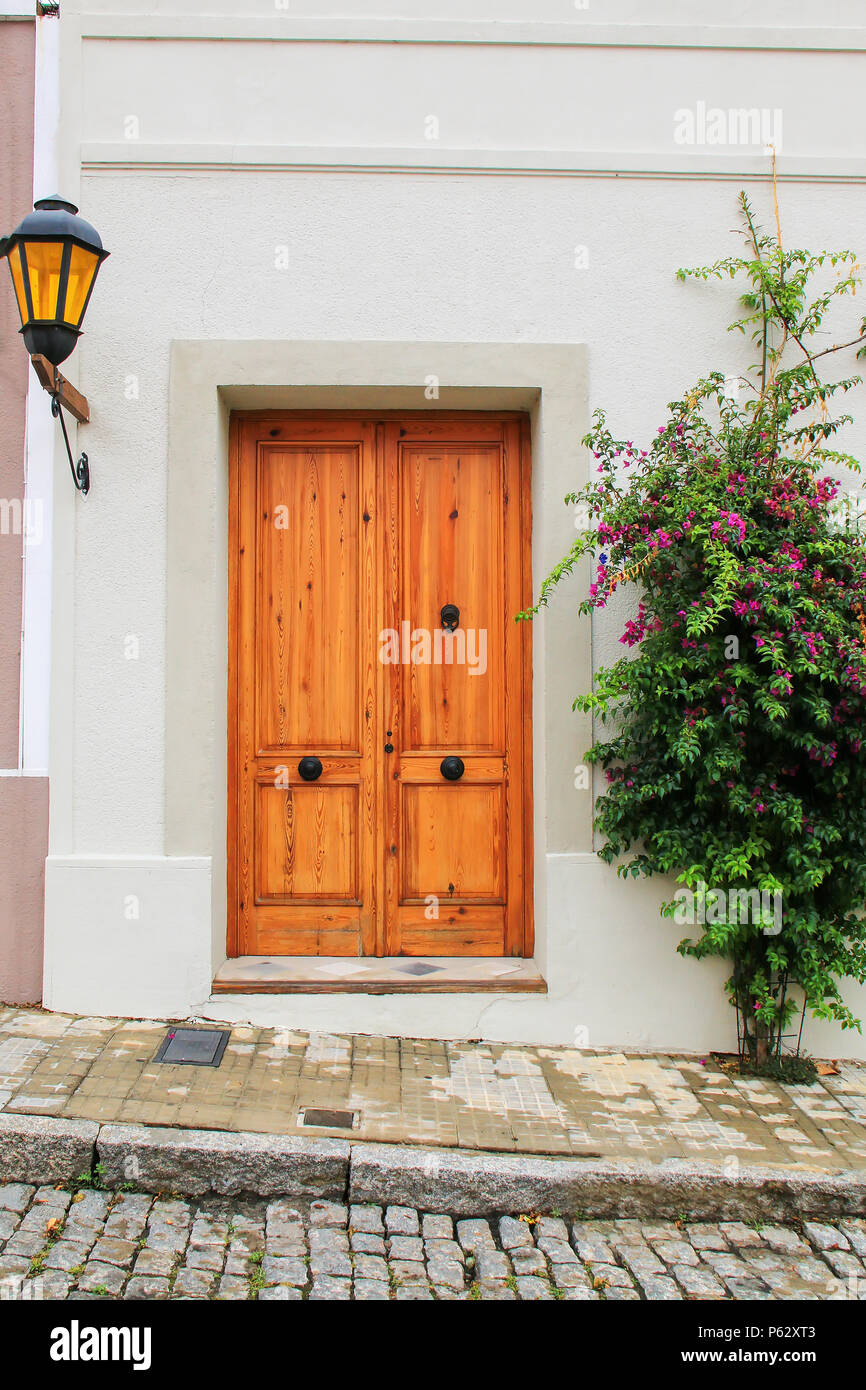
(440, 756), (465, 781)
(297, 756), (323, 782)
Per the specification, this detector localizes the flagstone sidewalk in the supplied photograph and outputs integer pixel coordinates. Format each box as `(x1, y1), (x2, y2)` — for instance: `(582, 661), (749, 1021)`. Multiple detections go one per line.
(1, 1006), (865, 1177)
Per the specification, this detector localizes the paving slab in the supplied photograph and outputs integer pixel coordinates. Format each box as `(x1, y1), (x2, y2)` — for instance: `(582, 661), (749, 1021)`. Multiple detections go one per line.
(1, 1007), (865, 1214)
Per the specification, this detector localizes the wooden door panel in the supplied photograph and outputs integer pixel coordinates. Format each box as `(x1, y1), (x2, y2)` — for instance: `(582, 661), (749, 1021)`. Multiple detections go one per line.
(401, 444), (503, 750)
(231, 419), (376, 956)
(399, 754), (503, 782)
(382, 417), (532, 956)
(256, 444), (359, 753)
(401, 784), (505, 901)
(256, 783), (359, 902)
(253, 914), (363, 957)
(397, 908), (506, 956)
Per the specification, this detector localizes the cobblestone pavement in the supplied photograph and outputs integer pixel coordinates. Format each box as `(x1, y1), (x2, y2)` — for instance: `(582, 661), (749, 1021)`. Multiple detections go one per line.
(1, 1183), (865, 1301)
(2, 1007), (866, 1172)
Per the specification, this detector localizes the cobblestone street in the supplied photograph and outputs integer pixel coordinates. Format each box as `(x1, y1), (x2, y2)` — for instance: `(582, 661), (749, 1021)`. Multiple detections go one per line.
(1, 1183), (864, 1302)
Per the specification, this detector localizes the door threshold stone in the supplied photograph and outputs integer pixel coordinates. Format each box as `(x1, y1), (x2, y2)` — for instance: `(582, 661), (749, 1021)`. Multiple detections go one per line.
(211, 955), (547, 994)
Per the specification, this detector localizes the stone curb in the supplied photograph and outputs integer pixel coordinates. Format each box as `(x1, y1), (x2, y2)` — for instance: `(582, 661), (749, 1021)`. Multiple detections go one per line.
(2, 1114), (866, 1219)
(95, 1124), (350, 1199)
(0, 1113), (99, 1185)
(347, 1142), (866, 1221)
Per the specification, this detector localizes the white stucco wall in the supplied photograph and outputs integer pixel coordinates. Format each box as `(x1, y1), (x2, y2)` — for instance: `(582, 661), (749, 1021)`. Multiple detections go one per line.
(42, 0), (866, 1057)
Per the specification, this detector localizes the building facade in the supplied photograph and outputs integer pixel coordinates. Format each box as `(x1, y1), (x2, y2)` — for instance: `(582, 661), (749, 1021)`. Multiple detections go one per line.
(0, 4), (46, 1005)
(6, 0), (866, 1056)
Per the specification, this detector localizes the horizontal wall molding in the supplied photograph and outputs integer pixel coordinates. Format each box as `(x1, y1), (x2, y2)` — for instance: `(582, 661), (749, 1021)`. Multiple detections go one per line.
(80, 146), (866, 183)
(78, 19), (866, 53)
(46, 855), (211, 870)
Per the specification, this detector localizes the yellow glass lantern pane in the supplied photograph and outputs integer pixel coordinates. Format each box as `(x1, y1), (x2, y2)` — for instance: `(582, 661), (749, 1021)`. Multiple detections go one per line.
(64, 244), (100, 328)
(23, 240), (65, 320)
(7, 244), (29, 326)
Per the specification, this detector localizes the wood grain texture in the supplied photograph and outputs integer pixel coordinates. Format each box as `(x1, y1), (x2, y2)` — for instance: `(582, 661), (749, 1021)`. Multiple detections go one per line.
(402, 784), (505, 900)
(213, 972), (548, 995)
(232, 418), (376, 955)
(228, 412), (533, 959)
(256, 443), (360, 752)
(30, 355), (90, 424)
(256, 783), (359, 902)
(382, 416), (532, 956)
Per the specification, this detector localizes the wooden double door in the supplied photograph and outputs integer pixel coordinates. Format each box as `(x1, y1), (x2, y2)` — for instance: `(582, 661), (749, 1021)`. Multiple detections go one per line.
(228, 413), (533, 958)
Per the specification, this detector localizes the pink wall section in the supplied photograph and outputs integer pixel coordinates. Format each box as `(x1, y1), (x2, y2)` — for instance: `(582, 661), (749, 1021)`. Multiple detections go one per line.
(0, 18), (46, 1006)
(0, 777), (47, 1004)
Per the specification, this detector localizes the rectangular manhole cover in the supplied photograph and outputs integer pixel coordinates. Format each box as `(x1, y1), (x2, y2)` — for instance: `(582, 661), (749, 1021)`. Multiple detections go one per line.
(154, 1028), (230, 1067)
(300, 1108), (357, 1130)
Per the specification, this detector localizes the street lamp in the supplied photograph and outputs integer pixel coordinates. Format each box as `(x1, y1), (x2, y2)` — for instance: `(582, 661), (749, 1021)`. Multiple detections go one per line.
(1, 195), (109, 493)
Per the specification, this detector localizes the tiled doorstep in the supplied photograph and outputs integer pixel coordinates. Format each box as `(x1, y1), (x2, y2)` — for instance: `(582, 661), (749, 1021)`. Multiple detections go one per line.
(211, 956), (547, 993)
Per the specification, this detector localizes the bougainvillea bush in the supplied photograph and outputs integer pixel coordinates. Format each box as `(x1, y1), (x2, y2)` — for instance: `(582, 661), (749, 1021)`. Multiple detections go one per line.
(529, 193), (866, 1068)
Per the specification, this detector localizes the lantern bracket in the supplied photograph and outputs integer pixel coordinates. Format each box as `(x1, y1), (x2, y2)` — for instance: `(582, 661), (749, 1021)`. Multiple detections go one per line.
(30, 354), (90, 423)
(29, 355), (91, 495)
(50, 394), (90, 496)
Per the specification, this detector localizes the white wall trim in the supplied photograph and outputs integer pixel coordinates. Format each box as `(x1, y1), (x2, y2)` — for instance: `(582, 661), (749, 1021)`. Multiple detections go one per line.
(77, 18), (866, 53)
(43, 855), (214, 1017)
(18, 3), (58, 775)
(47, 854), (211, 870)
(79, 147), (866, 183)
(160, 342), (591, 991)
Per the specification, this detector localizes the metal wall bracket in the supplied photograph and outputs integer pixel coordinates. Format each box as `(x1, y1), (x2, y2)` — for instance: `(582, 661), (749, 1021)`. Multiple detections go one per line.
(29, 356), (92, 495)
(51, 394), (90, 495)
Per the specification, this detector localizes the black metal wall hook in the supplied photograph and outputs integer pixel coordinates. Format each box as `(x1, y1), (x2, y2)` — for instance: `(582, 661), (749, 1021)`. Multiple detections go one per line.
(51, 392), (90, 494)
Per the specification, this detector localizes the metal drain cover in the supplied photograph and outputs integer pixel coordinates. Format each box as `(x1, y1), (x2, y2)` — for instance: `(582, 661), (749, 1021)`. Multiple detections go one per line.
(300, 1107), (356, 1130)
(154, 1028), (230, 1067)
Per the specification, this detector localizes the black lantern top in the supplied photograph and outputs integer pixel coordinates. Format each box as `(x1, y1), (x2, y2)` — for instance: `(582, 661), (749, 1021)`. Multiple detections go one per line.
(1, 195), (109, 366)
